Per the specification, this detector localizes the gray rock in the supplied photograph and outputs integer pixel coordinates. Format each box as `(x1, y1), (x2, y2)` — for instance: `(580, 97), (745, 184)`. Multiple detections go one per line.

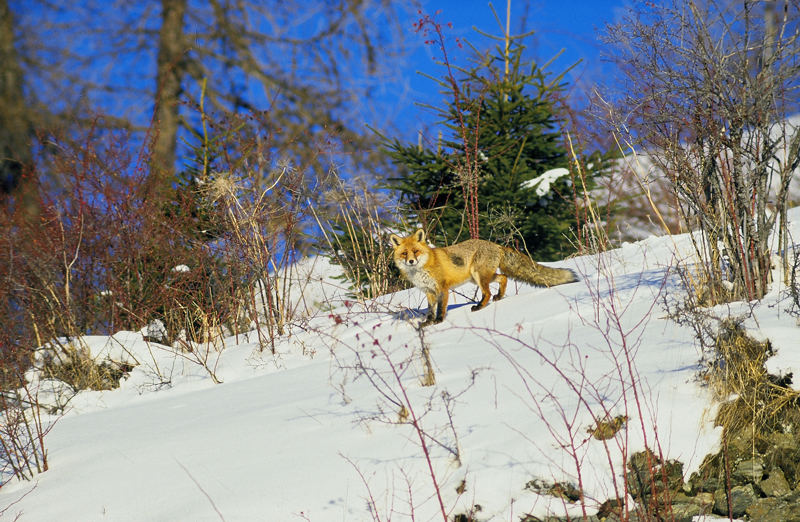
(769, 432), (799, 450)
(669, 501), (701, 522)
(760, 467), (792, 497)
(626, 450), (683, 500)
(733, 457), (765, 483)
(692, 473), (723, 494)
(746, 497), (800, 522)
(713, 483), (759, 517)
(693, 491), (714, 508)
(783, 488), (800, 503)
(668, 491), (714, 522)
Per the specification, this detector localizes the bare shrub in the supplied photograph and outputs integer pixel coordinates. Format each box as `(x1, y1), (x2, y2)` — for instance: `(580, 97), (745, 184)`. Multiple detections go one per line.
(787, 238), (800, 320)
(600, 0), (800, 303)
(0, 347), (50, 483)
(313, 307), (475, 521)
(184, 101), (333, 349)
(470, 136), (688, 519)
(0, 385), (50, 482)
(314, 175), (406, 302)
(1, 101), (330, 363)
(0, 100), (338, 481)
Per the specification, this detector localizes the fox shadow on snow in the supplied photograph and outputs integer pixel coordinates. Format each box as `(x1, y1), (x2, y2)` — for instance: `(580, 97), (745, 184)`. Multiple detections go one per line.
(390, 288), (505, 323)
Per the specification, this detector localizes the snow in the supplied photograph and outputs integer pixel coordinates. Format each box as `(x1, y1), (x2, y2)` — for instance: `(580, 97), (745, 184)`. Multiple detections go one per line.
(521, 167), (570, 196)
(1, 212), (799, 521)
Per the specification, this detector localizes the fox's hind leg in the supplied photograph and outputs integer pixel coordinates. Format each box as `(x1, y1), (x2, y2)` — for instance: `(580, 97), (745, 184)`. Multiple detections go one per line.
(471, 269), (496, 311)
(493, 273), (507, 301)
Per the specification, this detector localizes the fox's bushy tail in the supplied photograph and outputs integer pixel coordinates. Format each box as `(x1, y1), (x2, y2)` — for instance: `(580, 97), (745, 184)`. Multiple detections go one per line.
(500, 247), (578, 287)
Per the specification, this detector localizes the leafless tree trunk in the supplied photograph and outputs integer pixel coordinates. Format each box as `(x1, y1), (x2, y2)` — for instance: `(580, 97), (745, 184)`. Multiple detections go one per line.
(52, 0), (402, 199)
(600, 0), (800, 302)
(151, 0), (188, 192)
(0, 0), (38, 220)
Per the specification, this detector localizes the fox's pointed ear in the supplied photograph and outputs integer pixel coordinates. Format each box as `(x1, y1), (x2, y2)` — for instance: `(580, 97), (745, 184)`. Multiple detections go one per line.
(389, 233), (402, 247)
(414, 229), (426, 242)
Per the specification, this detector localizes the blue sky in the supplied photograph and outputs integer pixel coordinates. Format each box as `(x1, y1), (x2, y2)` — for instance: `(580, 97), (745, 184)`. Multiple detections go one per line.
(381, 1), (629, 139)
(11, 1), (629, 161)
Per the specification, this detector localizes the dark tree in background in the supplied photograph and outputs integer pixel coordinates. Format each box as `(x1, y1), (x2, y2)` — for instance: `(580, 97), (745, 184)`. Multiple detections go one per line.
(145, 0), (403, 194)
(6, 0), (405, 198)
(601, 0), (800, 302)
(141, 0), (403, 190)
(152, 0), (188, 188)
(0, 0), (37, 220)
(385, 34), (584, 261)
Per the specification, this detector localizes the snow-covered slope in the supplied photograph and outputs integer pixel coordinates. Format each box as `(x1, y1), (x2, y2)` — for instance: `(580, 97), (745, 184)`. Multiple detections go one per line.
(1, 211), (799, 521)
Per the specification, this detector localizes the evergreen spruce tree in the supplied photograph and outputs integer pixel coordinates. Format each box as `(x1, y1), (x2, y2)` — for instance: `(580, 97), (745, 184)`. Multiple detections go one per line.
(385, 39), (585, 261)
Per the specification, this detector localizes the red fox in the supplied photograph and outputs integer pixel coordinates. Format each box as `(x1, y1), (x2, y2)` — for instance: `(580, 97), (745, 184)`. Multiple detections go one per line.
(390, 229), (578, 326)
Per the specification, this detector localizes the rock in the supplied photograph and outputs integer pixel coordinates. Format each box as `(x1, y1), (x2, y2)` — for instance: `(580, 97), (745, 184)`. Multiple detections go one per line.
(671, 491), (712, 507)
(626, 449), (683, 500)
(600, 511), (646, 522)
(596, 497), (624, 518)
(669, 501), (701, 522)
(746, 497), (800, 522)
(783, 488), (800, 503)
(520, 514), (608, 522)
(669, 491), (713, 522)
(690, 471), (723, 494)
(627, 450), (658, 497)
(594, 499), (652, 521)
(524, 479), (582, 503)
(766, 444), (800, 486)
(693, 491), (714, 508)
(760, 467), (792, 497)
(670, 492), (693, 503)
(768, 431), (799, 450)
(713, 483), (759, 518)
(733, 457), (765, 483)
(662, 459), (685, 490)
(726, 430), (754, 458)
(687, 452), (725, 493)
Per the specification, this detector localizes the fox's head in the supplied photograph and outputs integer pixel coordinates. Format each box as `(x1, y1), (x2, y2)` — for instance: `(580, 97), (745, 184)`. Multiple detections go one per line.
(389, 229), (430, 269)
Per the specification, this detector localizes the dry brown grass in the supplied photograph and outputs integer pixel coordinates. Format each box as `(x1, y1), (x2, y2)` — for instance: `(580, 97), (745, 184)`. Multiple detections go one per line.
(710, 320), (800, 447)
(41, 342), (132, 392)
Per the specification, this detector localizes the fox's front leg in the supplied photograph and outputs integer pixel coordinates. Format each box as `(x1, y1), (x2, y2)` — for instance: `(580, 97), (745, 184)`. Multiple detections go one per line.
(420, 290), (447, 327)
(418, 291), (437, 326)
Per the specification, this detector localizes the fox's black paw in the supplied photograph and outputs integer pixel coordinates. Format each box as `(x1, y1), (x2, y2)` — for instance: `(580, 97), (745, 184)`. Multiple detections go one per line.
(418, 314), (443, 328)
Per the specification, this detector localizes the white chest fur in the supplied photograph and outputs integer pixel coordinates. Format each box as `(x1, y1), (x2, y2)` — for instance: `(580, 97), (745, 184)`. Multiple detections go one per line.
(400, 264), (439, 293)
